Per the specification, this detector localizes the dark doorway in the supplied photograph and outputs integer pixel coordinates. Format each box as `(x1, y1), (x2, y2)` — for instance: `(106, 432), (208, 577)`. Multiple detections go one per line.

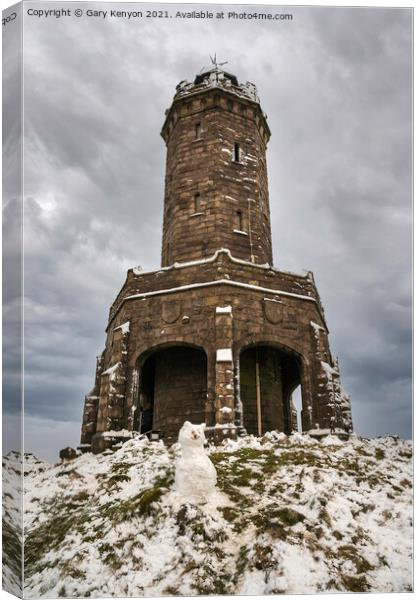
(137, 356), (156, 434)
(239, 345), (301, 436)
(136, 345), (207, 442)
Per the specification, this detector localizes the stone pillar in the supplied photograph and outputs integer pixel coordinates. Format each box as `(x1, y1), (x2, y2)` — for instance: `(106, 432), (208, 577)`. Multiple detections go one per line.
(95, 322), (130, 433)
(308, 320), (353, 433)
(123, 365), (139, 431)
(300, 361), (314, 432)
(80, 395), (99, 446)
(80, 353), (103, 448)
(213, 306), (236, 441)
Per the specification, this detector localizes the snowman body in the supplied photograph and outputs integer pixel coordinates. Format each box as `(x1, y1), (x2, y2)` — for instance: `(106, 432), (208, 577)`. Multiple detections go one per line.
(174, 422), (217, 503)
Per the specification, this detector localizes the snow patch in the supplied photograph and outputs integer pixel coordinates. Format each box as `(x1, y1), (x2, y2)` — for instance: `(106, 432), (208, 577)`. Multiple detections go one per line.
(321, 360), (338, 376)
(6, 432), (411, 597)
(216, 348), (233, 362)
(310, 320), (324, 334)
(113, 321), (130, 334)
(216, 305), (232, 314)
(102, 429), (134, 439)
(102, 362), (121, 378)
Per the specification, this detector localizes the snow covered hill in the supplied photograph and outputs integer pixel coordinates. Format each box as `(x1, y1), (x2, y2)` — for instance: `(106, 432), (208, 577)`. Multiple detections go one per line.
(3, 432), (413, 597)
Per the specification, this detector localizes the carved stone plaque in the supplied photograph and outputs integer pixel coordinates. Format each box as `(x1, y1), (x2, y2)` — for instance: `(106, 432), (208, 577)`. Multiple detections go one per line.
(162, 299), (181, 324)
(263, 298), (284, 324)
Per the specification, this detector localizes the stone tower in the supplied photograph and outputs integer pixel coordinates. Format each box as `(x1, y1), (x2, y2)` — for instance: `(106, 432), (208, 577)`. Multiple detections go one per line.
(80, 65), (353, 453)
(161, 69), (272, 267)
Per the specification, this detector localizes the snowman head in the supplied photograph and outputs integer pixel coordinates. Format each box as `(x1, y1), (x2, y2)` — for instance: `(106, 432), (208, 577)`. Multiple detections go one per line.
(178, 421), (206, 449)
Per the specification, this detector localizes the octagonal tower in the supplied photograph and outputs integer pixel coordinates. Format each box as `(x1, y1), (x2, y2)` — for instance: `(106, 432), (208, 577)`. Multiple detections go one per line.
(80, 66), (353, 453)
(161, 68), (272, 266)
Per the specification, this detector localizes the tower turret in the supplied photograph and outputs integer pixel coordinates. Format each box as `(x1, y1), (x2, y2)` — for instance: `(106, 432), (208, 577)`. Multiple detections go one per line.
(160, 66), (273, 267)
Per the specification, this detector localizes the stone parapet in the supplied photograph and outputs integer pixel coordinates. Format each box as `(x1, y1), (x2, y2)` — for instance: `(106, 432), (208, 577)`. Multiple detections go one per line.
(108, 249), (325, 328)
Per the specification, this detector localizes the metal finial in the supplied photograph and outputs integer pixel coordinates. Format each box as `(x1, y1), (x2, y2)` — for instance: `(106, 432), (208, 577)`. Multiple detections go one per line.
(210, 53), (228, 70)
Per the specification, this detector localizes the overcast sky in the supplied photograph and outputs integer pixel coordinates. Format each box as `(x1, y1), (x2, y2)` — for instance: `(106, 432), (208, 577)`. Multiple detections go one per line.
(3, 3), (412, 462)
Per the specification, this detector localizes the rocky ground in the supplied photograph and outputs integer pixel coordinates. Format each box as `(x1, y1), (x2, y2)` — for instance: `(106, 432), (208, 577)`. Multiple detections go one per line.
(3, 431), (413, 597)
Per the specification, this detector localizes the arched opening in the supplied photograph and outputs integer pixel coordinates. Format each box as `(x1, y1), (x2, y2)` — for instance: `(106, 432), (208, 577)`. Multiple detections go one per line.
(137, 356), (155, 435)
(239, 344), (302, 436)
(134, 345), (207, 442)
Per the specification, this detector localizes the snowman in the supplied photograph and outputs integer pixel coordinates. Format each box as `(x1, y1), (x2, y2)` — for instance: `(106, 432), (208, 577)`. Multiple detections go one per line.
(174, 421), (217, 504)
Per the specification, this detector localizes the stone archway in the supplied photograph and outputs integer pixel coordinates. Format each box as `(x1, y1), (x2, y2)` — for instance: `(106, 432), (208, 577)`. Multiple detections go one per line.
(134, 344), (207, 442)
(239, 344), (302, 436)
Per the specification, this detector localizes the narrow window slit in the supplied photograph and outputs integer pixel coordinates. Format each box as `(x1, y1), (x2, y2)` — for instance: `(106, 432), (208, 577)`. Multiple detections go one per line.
(235, 210), (243, 231)
(194, 192), (201, 212)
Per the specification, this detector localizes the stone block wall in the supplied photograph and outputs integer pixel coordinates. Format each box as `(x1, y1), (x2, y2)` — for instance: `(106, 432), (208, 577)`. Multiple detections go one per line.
(153, 346), (207, 442)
